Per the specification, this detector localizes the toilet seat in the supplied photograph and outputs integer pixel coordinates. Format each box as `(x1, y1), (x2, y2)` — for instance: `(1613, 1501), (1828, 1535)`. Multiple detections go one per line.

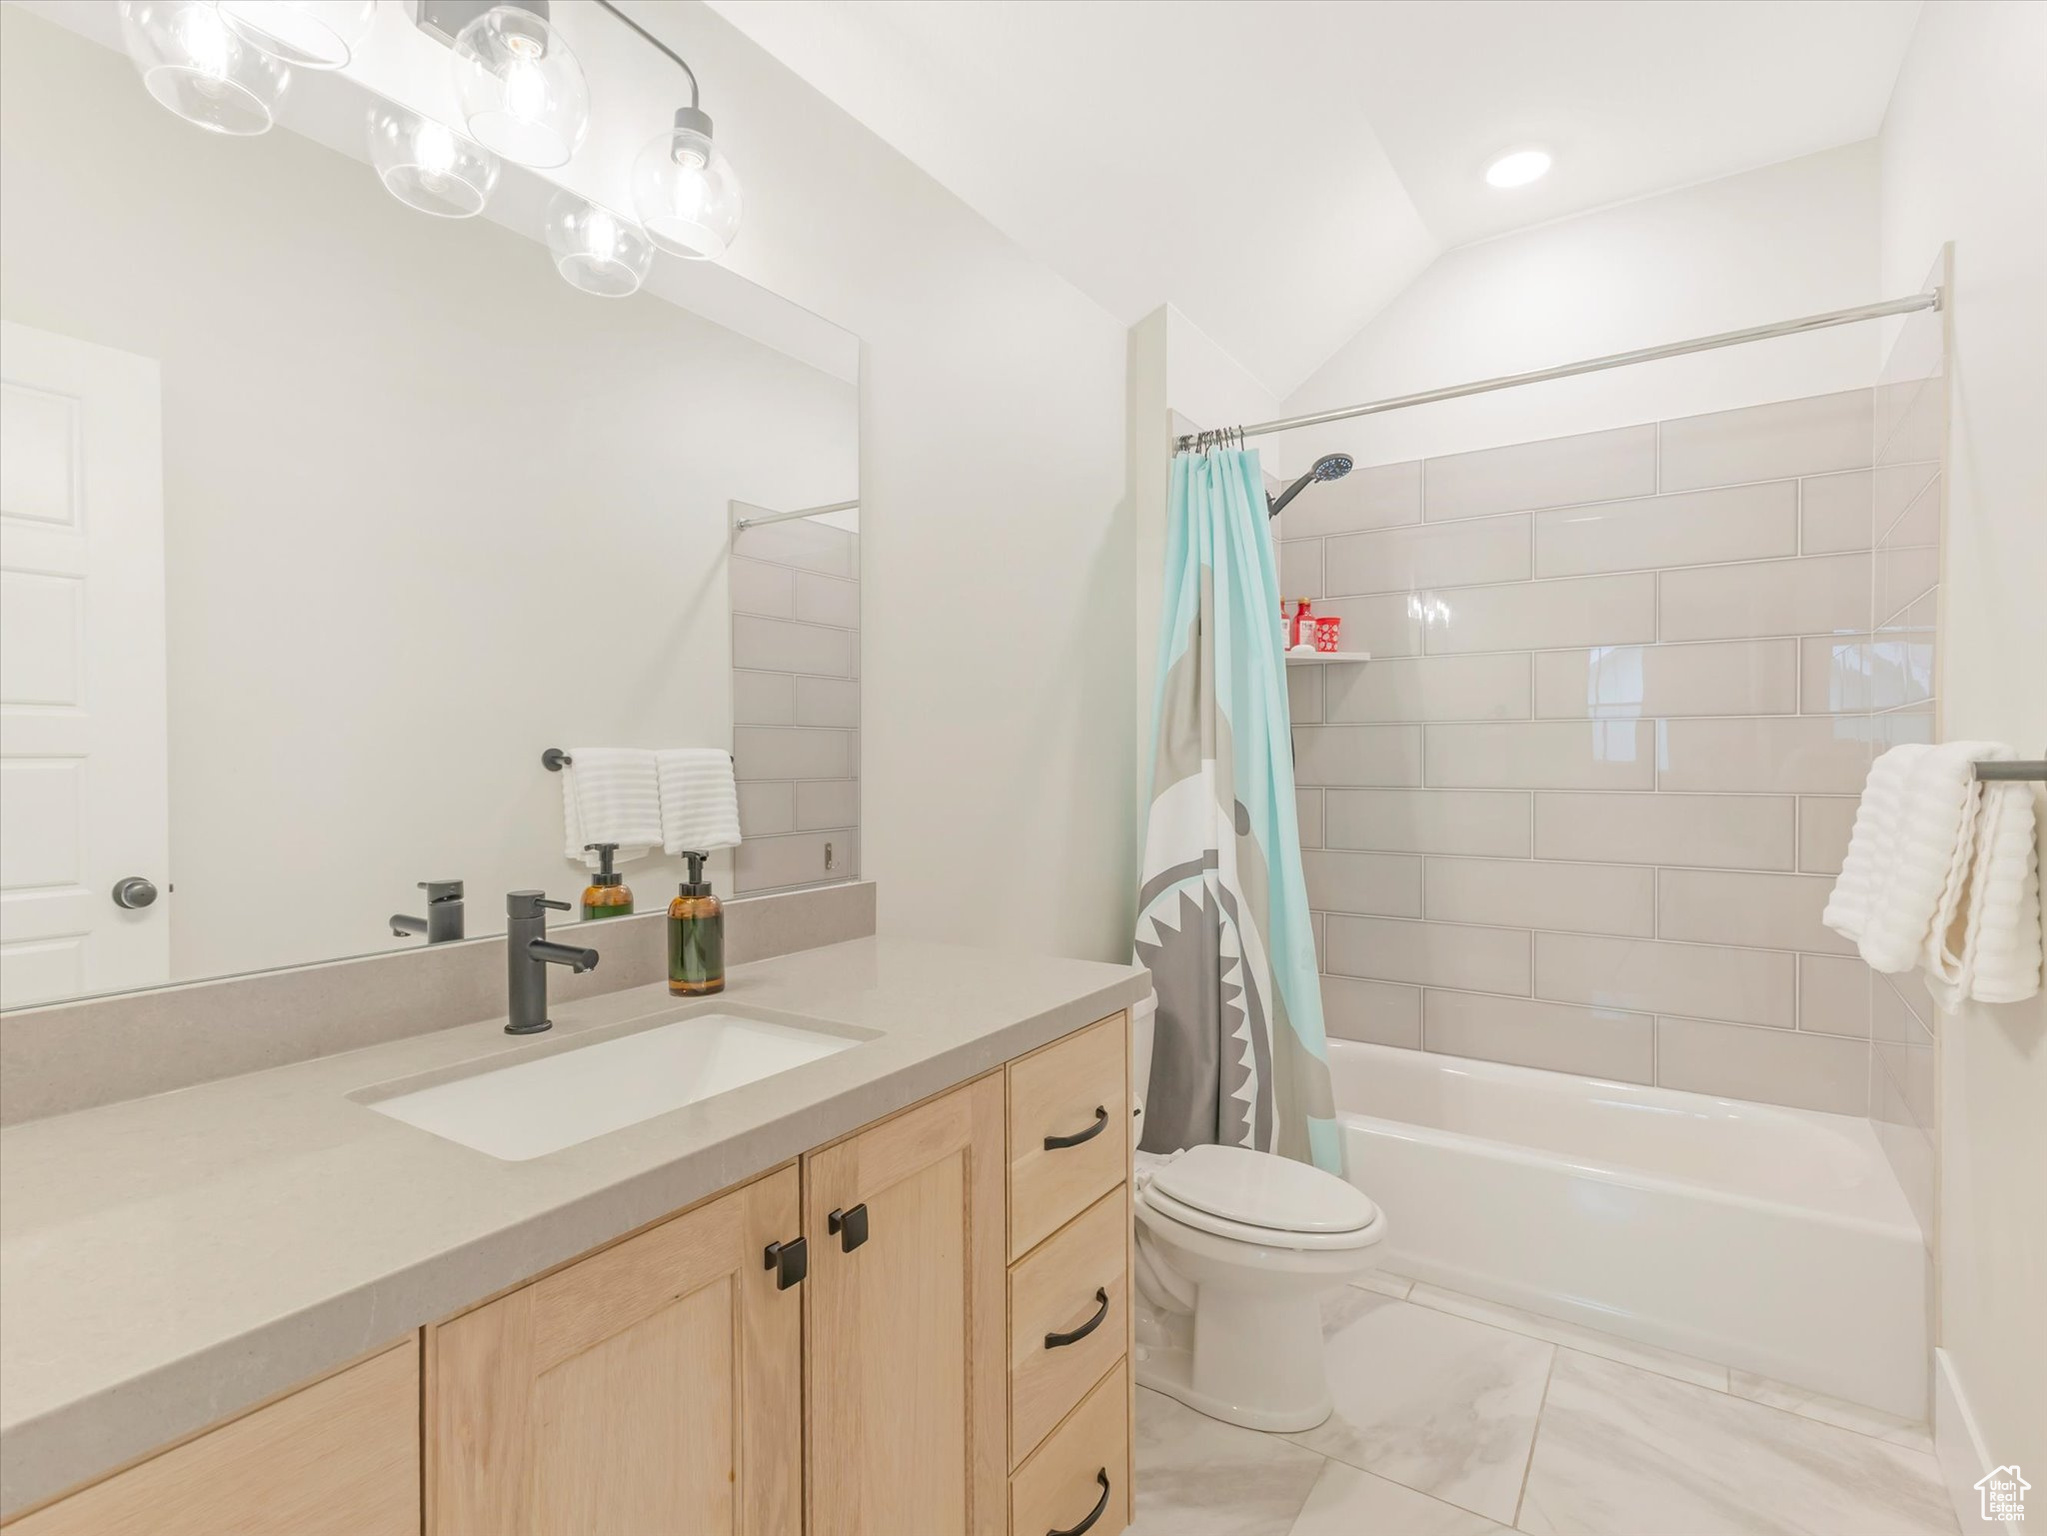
(1139, 1184), (1385, 1251)
(1139, 1144), (1382, 1253)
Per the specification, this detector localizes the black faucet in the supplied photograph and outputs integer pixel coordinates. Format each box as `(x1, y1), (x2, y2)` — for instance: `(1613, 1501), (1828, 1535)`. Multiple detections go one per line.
(391, 879), (465, 943)
(505, 890), (599, 1035)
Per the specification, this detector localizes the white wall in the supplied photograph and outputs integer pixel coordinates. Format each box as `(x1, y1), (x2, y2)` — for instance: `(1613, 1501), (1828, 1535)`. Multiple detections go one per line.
(0, 8), (857, 980)
(1877, 0), (2047, 1500)
(1276, 142), (1883, 466)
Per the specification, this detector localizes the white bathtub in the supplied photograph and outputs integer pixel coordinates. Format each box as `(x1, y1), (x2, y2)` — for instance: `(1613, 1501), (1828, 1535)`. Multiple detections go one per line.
(1328, 1040), (1927, 1418)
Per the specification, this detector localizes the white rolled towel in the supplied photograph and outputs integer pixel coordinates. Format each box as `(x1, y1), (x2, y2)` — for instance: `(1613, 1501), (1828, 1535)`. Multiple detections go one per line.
(657, 748), (741, 855)
(561, 748), (661, 868)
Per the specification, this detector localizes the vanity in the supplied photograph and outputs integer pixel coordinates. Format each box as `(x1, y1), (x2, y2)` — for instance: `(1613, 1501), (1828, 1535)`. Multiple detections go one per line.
(0, 930), (1148, 1535)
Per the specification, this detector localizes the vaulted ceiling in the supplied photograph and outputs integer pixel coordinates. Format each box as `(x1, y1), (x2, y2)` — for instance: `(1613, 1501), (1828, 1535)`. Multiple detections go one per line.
(704, 0), (1922, 396)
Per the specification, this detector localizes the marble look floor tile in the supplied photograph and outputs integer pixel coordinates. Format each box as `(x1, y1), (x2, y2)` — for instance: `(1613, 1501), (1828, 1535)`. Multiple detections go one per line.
(1322, 1283), (1383, 1339)
(1727, 1369), (1934, 1454)
(1519, 1350), (1956, 1536)
(1285, 1294), (1554, 1524)
(1407, 1283), (1730, 1391)
(1130, 1387), (1326, 1536)
(1288, 1459), (1511, 1535)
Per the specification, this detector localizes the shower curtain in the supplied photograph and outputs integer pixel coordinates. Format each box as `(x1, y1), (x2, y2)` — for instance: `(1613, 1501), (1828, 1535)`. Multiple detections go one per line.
(1135, 446), (1342, 1174)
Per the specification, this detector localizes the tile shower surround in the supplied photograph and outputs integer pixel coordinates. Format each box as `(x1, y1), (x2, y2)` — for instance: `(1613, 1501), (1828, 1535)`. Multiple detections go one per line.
(1278, 385), (1941, 1119)
(730, 513), (861, 895)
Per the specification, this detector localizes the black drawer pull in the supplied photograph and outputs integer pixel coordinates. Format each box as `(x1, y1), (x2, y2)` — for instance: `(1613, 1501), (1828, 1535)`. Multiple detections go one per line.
(1043, 1106), (1108, 1151)
(1044, 1288), (1110, 1350)
(1048, 1470), (1110, 1536)
(828, 1203), (868, 1253)
(762, 1236), (807, 1290)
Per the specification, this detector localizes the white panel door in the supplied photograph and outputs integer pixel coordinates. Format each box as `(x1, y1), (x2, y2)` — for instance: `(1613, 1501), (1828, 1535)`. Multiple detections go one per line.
(0, 320), (169, 1007)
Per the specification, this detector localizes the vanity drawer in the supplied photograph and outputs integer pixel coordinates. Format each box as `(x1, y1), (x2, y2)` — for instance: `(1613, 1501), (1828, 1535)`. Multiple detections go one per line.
(1010, 1185), (1130, 1467)
(1009, 1359), (1129, 1536)
(1007, 1013), (1128, 1259)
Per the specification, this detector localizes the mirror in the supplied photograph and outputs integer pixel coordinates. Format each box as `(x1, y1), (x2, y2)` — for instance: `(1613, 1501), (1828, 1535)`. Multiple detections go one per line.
(0, 5), (860, 1008)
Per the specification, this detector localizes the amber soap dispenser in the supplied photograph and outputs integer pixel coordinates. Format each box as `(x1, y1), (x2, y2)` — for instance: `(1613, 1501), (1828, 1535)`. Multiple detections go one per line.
(581, 843), (634, 920)
(668, 851), (724, 995)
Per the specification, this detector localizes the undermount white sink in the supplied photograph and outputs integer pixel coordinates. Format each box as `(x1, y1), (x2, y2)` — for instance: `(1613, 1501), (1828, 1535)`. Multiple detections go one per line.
(363, 1012), (862, 1161)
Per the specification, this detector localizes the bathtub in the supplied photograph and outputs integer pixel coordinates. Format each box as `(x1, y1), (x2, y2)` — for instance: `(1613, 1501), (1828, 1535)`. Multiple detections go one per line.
(1328, 1040), (1927, 1418)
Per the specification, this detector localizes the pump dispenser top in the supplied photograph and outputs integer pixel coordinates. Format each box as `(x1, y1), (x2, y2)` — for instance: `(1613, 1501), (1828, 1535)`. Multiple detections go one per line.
(581, 842), (634, 919)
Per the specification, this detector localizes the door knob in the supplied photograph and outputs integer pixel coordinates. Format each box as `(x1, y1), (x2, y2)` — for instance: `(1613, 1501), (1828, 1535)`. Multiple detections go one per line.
(112, 877), (158, 910)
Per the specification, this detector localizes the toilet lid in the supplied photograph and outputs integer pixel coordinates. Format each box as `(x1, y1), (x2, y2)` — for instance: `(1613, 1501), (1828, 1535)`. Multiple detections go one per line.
(1148, 1143), (1378, 1234)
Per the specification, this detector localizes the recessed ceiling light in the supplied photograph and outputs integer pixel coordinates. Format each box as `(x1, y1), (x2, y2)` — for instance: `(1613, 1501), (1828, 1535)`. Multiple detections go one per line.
(1484, 148), (1551, 189)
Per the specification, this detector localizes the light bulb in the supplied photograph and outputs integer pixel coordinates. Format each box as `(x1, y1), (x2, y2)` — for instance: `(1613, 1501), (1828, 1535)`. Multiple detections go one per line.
(367, 100), (498, 218)
(451, 5), (588, 169)
(1484, 148), (1551, 189)
(218, 0), (377, 70)
(119, 0), (291, 135)
(630, 109), (741, 262)
(545, 192), (654, 298)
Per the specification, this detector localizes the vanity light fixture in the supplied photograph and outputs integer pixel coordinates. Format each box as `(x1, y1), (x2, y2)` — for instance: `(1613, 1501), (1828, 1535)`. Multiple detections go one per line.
(598, 0), (743, 261)
(446, 2), (589, 169)
(118, 0), (292, 136)
(544, 192), (655, 297)
(218, 0), (377, 70)
(368, 100), (500, 218)
(1484, 147), (1552, 189)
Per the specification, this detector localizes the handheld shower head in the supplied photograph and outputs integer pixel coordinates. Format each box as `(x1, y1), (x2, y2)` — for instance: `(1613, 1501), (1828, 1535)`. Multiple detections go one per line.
(1267, 453), (1355, 518)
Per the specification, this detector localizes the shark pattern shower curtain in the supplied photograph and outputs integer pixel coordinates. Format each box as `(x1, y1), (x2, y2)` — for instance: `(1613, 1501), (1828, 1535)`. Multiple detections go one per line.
(1135, 446), (1342, 1174)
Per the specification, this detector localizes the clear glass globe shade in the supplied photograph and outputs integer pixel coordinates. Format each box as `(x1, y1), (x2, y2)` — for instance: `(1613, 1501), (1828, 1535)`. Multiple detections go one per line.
(218, 0), (376, 69)
(631, 124), (741, 261)
(545, 193), (654, 298)
(367, 101), (498, 218)
(451, 5), (588, 169)
(118, 0), (290, 136)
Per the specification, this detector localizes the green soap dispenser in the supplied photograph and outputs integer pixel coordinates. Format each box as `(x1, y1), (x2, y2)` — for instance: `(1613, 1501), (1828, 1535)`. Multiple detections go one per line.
(668, 851), (724, 996)
(581, 843), (634, 919)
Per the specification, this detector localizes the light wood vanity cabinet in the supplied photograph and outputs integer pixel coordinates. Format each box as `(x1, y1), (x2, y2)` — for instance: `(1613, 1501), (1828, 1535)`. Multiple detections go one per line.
(12, 1010), (1134, 1536)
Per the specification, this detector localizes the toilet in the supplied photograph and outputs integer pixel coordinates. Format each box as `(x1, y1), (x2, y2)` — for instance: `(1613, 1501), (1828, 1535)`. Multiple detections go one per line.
(1129, 995), (1387, 1433)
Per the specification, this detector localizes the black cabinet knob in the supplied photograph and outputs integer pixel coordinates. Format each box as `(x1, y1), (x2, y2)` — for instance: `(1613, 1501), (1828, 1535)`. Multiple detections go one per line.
(763, 1236), (807, 1290)
(828, 1203), (869, 1253)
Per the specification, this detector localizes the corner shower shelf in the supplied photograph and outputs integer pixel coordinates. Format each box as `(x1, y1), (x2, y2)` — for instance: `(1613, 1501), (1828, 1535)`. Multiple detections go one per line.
(1284, 650), (1371, 665)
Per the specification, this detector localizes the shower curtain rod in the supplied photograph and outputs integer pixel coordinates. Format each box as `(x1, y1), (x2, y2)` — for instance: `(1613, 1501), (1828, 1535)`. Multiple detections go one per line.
(1174, 289), (1944, 453)
(732, 498), (859, 532)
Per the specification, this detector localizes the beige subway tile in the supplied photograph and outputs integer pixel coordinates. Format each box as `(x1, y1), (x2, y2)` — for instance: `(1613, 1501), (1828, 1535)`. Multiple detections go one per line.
(1537, 933), (1794, 1027)
(1425, 857), (1654, 936)
(1326, 653), (1530, 723)
(1295, 789), (1323, 848)
(737, 779), (794, 837)
(1291, 725), (1423, 787)
(1326, 789), (1532, 857)
(1425, 989), (1654, 1084)
(733, 614), (856, 677)
(1325, 515), (1531, 595)
(1658, 716), (1873, 794)
(1876, 708), (1934, 750)
(733, 726), (851, 782)
(733, 669), (795, 726)
(794, 675), (859, 728)
(1535, 791), (1795, 869)
(1799, 635), (1874, 714)
(1799, 471), (1873, 554)
(1303, 849), (1422, 917)
(733, 830), (857, 894)
(1287, 662), (1324, 724)
(795, 572), (859, 629)
(1327, 916), (1530, 994)
(1875, 543), (1938, 628)
(1877, 372), (1944, 467)
(1276, 459), (1422, 538)
(795, 779), (857, 831)
(1311, 593), (1423, 657)
(1799, 954), (1871, 1037)
(1426, 720), (1654, 790)
(1871, 461), (1940, 538)
(1869, 629), (1936, 712)
(1658, 552), (1871, 641)
(1423, 572), (1656, 654)
(1424, 425), (1657, 520)
(1877, 967), (1938, 1032)
(730, 556), (797, 617)
(1281, 538), (1323, 600)
(1659, 389), (1874, 491)
(1655, 1016), (1869, 1115)
(1312, 911), (1326, 969)
(1534, 481), (1797, 577)
(1797, 797), (1859, 875)
(1321, 975), (1423, 1048)
(1657, 869), (1853, 955)
(1873, 973), (1936, 1045)
(733, 517), (856, 576)
(1535, 640), (1796, 719)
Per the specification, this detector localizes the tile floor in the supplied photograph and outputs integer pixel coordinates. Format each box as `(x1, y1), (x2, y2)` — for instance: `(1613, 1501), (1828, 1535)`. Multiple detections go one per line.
(1128, 1274), (1957, 1536)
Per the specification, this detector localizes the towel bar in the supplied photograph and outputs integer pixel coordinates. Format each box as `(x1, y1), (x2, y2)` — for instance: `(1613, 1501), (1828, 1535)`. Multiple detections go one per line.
(1974, 760), (2047, 782)
(542, 747), (734, 772)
